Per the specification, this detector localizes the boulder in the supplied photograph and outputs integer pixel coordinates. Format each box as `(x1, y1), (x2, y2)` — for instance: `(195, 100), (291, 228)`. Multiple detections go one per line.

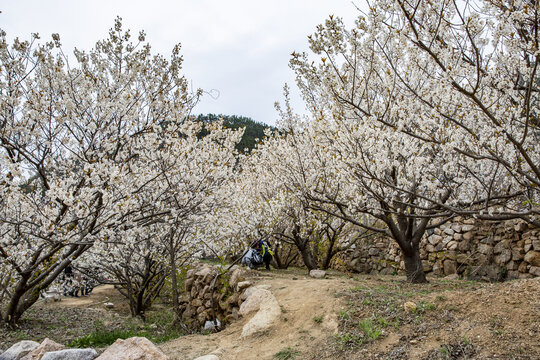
(95, 337), (167, 360)
(21, 339), (65, 360)
(524, 251), (540, 267)
(241, 291), (281, 338)
(239, 288), (273, 316)
(41, 349), (97, 360)
(239, 285), (270, 301)
(1, 341), (40, 360)
(309, 270), (326, 279)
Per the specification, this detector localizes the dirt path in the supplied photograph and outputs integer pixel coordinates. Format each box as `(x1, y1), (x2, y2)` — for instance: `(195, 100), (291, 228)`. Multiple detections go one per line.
(160, 271), (353, 360)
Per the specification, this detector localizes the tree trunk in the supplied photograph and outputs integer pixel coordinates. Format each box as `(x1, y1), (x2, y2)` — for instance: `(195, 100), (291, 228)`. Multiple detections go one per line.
(298, 243), (318, 270)
(403, 245), (427, 283)
(170, 244), (180, 325)
(3, 277), (29, 326)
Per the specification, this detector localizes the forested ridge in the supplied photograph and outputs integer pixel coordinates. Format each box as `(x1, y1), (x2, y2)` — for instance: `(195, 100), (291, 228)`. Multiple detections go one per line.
(196, 114), (273, 153)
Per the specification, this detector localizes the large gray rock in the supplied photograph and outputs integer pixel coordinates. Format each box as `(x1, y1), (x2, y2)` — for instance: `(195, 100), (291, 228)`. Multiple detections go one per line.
(95, 337), (168, 360)
(241, 290), (281, 338)
(40, 349), (97, 360)
(239, 288), (273, 316)
(21, 338), (65, 360)
(239, 285), (270, 301)
(1, 341), (40, 360)
(309, 270), (326, 279)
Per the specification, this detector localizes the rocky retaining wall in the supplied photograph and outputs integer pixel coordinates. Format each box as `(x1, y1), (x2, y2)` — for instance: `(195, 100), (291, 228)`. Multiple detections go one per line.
(334, 218), (540, 281)
(178, 263), (252, 330)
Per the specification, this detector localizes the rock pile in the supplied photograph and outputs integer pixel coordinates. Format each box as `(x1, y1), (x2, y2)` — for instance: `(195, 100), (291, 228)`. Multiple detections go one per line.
(0, 337), (167, 360)
(178, 263), (250, 330)
(335, 218), (540, 281)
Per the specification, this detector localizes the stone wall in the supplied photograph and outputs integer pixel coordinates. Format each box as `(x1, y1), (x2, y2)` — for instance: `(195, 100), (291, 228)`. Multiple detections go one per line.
(178, 263), (251, 330)
(334, 218), (540, 281)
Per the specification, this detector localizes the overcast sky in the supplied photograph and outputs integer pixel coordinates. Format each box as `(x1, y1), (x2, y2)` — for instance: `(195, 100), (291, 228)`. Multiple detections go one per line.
(1, 1), (359, 125)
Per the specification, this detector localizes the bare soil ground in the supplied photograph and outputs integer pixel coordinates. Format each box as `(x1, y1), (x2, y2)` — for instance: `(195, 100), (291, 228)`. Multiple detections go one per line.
(0, 285), (179, 351)
(160, 270), (540, 360)
(2, 270), (539, 360)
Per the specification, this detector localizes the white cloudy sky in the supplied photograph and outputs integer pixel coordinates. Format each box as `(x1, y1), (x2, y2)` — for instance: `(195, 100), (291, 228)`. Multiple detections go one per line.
(1, 0), (360, 125)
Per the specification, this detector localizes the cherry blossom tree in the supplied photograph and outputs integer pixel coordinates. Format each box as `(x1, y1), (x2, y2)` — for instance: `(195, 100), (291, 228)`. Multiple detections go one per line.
(385, 0), (539, 223)
(277, 0), (538, 282)
(286, 18), (483, 282)
(0, 18), (201, 325)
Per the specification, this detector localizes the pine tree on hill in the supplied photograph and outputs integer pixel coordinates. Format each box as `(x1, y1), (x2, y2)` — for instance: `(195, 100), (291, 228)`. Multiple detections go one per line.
(195, 114), (273, 153)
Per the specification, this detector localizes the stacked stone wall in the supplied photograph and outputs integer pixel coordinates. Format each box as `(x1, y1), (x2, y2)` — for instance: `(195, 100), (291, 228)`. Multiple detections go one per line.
(178, 263), (251, 330)
(334, 218), (540, 281)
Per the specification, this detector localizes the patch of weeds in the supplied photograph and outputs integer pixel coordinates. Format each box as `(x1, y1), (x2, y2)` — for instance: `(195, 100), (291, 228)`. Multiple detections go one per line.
(436, 295), (447, 302)
(14, 330), (27, 341)
(439, 344), (450, 358)
(357, 319), (382, 341)
(274, 347), (299, 360)
(280, 305), (288, 314)
(350, 285), (369, 292)
(375, 317), (389, 328)
(338, 309), (351, 320)
(313, 315), (324, 324)
(362, 298), (374, 306)
(70, 311), (184, 347)
(372, 285), (389, 293)
(69, 329), (138, 348)
(416, 300), (436, 313)
(431, 340), (476, 359)
(334, 332), (362, 350)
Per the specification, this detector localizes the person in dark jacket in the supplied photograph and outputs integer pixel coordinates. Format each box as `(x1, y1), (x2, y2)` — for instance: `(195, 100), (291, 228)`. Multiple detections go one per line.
(254, 239), (274, 270)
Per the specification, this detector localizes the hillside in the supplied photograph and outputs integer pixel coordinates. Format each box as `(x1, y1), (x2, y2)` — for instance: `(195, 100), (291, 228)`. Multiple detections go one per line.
(196, 114), (273, 153)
